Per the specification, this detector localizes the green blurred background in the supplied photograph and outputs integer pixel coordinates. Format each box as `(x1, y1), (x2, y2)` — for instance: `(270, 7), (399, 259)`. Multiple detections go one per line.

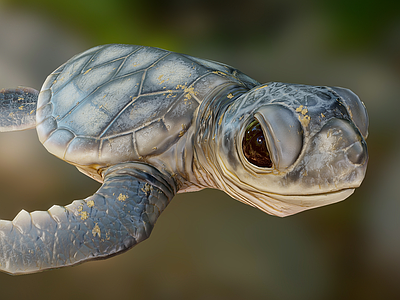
(0, 0), (399, 299)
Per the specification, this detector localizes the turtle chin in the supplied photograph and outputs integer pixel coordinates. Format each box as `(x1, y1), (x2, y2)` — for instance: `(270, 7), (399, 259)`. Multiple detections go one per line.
(255, 188), (356, 217)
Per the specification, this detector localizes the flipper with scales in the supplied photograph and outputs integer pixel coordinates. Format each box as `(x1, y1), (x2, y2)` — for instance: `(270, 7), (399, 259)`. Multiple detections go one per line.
(0, 162), (176, 274)
(0, 87), (39, 132)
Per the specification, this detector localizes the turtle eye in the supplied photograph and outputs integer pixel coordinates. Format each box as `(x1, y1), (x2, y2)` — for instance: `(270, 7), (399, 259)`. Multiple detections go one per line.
(242, 120), (273, 168)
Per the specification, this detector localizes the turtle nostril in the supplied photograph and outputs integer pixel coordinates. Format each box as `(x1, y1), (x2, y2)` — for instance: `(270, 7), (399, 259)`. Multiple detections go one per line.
(329, 87), (369, 139)
(318, 118), (368, 166)
(346, 140), (368, 165)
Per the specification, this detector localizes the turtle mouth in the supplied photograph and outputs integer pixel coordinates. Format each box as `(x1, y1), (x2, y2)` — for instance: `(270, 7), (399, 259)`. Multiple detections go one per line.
(265, 188), (355, 209)
(230, 187), (357, 217)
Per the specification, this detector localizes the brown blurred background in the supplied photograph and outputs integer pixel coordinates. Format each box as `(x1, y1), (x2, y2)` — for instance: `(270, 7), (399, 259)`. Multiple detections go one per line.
(0, 0), (399, 299)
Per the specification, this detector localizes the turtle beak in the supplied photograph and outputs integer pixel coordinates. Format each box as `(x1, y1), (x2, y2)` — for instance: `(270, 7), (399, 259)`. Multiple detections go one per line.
(254, 104), (303, 171)
(329, 87), (369, 139)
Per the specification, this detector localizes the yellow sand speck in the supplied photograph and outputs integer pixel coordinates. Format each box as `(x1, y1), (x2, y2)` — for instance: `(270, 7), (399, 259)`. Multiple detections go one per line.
(86, 200), (95, 207)
(299, 115), (311, 127)
(296, 105), (308, 116)
(158, 74), (169, 84)
(117, 193), (128, 202)
(296, 105), (311, 127)
(227, 93), (234, 99)
(92, 223), (101, 237)
(175, 84), (198, 103)
(212, 71), (227, 76)
(218, 113), (225, 126)
(179, 124), (187, 137)
(80, 211), (88, 220)
(141, 183), (152, 195)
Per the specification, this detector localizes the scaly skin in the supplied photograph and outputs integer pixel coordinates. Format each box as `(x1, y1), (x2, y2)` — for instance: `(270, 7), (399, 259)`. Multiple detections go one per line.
(0, 162), (176, 274)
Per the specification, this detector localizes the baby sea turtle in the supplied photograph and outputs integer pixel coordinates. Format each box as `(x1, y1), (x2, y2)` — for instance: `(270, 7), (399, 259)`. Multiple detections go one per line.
(0, 44), (368, 274)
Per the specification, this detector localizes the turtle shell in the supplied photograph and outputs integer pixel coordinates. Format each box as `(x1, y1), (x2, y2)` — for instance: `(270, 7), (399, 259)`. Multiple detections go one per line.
(36, 44), (259, 169)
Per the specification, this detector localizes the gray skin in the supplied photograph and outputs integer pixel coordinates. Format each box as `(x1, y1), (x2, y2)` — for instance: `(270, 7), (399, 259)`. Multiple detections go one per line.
(0, 44), (368, 274)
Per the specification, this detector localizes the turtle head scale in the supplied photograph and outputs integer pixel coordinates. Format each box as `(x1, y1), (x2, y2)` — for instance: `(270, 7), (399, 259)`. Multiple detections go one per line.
(195, 82), (369, 217)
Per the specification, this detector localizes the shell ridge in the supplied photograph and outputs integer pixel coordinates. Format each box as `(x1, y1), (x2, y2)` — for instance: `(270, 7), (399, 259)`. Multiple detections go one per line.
(56, 64), (130, 124)
(136, 51), (173, 96)
(181, 54), (218, 70)
(161, 91), (189, 117)
(138, 69), (146, 96)
(176, 71), (217, 105)
(50, 51), (100, 98)
(145, 51), (172, 71)
(80, 46), (105, 75)
(35, 115), (51, 127)
(111, 56), (130, 80)
(132, 118), (165, 136)
(180, 54), (211, 70)
(82, 44), (145, 74)
(97, 94), (141, 138)
(38, 117), (58, 144)
(49, 72), (68, 98)
(136, 89), (182, 98)
(113, 69), (149, 82)
(113, 46), (145, 78)
(56, 86), (100, 123)
(99, 131), (136, 140)
(84, 57), (126, 74)
(131, 132), (140, 158)
(63, 136), (102, 165)
(180, 54), (232, 73)
(60, 132), (77, 160)
(99, 116), (166, 140)
(54, 131), (99, 141)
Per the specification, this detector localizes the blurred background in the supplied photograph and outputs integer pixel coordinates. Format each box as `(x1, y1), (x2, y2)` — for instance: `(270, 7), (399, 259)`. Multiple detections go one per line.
(0, 0), (399, 299)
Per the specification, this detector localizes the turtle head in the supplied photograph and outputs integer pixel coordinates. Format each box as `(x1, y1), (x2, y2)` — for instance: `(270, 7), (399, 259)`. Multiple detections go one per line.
(205, 82), (368, 216)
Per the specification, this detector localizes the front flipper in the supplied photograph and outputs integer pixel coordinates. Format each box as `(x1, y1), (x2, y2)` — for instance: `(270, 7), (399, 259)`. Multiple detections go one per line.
(0, 87), (38, 131)
(0, 162), (176, 275)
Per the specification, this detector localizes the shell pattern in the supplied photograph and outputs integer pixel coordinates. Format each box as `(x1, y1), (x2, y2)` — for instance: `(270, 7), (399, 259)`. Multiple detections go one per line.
(36, 44), (259, 168)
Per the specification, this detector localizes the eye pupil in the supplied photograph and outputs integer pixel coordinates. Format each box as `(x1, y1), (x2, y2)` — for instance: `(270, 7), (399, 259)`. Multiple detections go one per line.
(242, 120), (272, 168)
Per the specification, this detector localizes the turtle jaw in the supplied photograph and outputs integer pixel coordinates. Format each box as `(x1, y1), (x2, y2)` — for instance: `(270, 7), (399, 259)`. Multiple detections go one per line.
(251, 188), (356, 217)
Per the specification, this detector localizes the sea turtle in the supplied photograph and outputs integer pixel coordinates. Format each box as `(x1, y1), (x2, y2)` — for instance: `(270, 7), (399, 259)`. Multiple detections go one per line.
(0, 44), (368, 274)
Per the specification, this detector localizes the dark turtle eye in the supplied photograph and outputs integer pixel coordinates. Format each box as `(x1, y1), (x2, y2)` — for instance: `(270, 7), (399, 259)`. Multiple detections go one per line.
(242, 120), (272, 168)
